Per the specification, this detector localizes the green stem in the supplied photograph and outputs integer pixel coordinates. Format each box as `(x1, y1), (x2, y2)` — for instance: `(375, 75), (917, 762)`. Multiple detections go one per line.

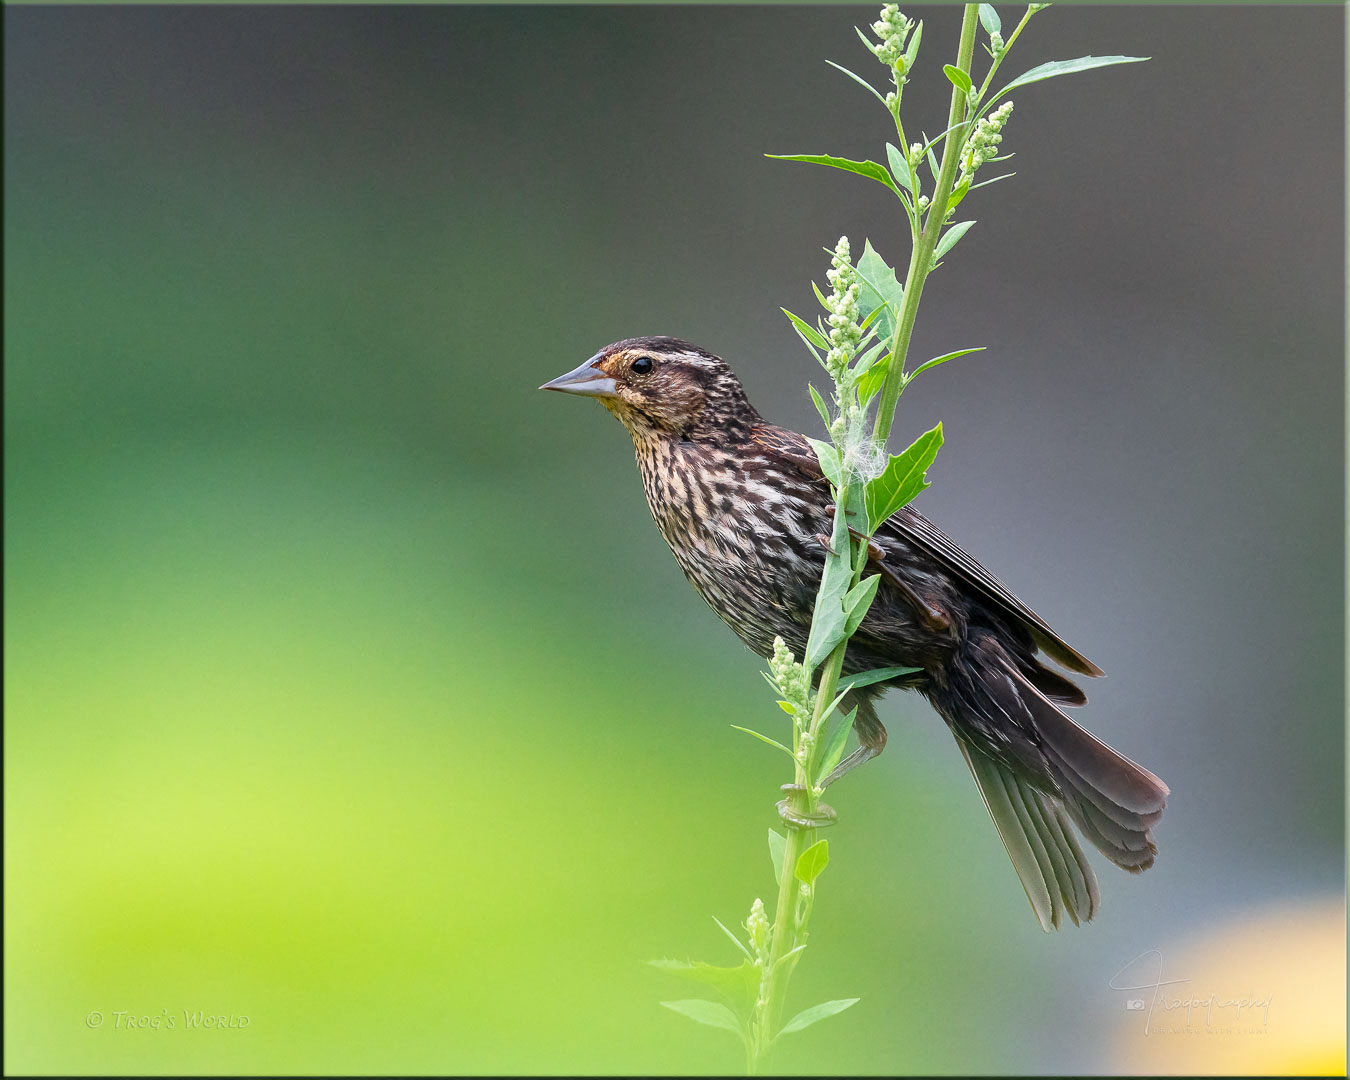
(751, 485), (865, 1072)
(974, 6), (1037, 110)
(755, 810), (806, 1068)
(748, 8), (993, 1071)
(872, 4), (981, 445)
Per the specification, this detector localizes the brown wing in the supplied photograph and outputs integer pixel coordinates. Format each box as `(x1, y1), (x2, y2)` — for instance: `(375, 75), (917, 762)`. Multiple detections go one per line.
(886, 505), (1103, 677)
(749, 422), (832, 478)
(749, 422), (1104, 678)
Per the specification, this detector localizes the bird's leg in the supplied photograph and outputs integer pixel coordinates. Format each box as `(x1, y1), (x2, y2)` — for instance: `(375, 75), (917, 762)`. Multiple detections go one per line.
(817, 519), (886, 562)
(848, 526), (887, 563)
(871, 556), (953, 634)
(819, 693), (889, 790)
(776, 784), (837, 830)
(819, 745), (882, 789)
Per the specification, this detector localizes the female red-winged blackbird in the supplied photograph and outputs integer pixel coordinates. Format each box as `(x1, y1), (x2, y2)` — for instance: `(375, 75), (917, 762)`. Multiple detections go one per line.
(542, 336), (1167, 931)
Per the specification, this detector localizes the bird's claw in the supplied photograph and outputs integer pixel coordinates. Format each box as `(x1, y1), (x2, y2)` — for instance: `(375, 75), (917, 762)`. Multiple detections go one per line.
(820, 516), (886, 563)
(775, 783), (838, 830)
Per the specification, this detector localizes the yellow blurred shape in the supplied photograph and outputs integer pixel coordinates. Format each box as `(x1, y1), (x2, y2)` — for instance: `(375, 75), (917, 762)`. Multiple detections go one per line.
(1113, 897), (1345, 1076)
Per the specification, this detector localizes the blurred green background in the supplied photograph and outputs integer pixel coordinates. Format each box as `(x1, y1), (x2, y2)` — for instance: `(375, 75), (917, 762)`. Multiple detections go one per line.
(5, 5), (1344, 1075)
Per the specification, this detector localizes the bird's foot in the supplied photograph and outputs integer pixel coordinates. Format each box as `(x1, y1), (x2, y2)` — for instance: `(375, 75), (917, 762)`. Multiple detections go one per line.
(775, 783), (837, 831)
(818, 520), (885, 563)
(848, 526), (887, 563)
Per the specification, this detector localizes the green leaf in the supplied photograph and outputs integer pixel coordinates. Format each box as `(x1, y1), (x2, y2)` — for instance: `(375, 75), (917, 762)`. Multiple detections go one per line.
(836, 664), (922, 695)
(809, 384), (832, 431)
(842, 573), (881, 638)
(857, 240), (901, 295)
(864, 423), (944, 530)
(659, 998), (745, 1037)
(969, 171), (1016, 192)
(768, 828), (786, 879)
(910, 346), (985, 379)
(804, 506), (853, 667)
(852, 340), (887, 379)
(902, 18), (922, 73)
(806, 437), (842, 488)
(919, 119), (965, 159)
(711, 916), (753, 961)
(765, 153), (900, 196)
(843, 484), (869, 568)
(804, 559), (850, 666)
(731, 725), (795, 759)
(943, 64), (973, 94)
(991, 55), (1149, 103)
(978, 3), (1001, 36)
(854, 240), (904, 345)
(790, 326), (824, 365)
(818, 705), (857, 780)
(926, 142), (941, 185)
(783, 308), (829, 351)
(811, 280), (830, 310)
(934, 220), (976, 261)
(778, 998), (860, 1036)
(795, 839), (830, 885)
(885, 143), (914, 194)
(946, 175), (971, 213)
(857, 353), (890, 406)
(824, 59), (888, 107)
(814, 684), (853, 732)
(651, 958), (758, 1000)
(771, 942), (808, 980)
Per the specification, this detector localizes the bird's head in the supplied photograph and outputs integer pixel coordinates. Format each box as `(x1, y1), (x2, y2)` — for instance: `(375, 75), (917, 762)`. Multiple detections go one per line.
(540, 337), (759, 443)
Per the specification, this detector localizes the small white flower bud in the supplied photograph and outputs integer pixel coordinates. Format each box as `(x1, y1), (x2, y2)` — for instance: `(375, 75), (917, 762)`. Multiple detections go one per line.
(746, 898), (770, 955)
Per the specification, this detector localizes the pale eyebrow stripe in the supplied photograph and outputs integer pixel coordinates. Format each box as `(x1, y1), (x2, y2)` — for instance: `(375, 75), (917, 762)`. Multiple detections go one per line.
(671, 352), (718, 369)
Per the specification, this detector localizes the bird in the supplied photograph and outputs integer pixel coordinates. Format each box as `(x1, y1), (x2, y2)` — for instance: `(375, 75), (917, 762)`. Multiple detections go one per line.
(541, 335), (1167, 931)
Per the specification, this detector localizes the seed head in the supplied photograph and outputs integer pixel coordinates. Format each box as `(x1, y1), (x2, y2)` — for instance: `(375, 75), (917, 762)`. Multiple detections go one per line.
(960, 100), (1014, 180)
(746, 897), (770, 957)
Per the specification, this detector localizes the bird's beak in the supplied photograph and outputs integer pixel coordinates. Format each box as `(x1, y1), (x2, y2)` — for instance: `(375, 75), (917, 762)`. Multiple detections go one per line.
(539, 355), (619, 399)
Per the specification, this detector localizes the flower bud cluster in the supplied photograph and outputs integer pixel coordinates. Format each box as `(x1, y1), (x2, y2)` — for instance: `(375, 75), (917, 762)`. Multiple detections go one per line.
(865, 5), (912, 70)
(816, 237), (887, 485)
(961, 100), (1013, 179)
(745, 897), (770, 960)
(770, 636), (812, 716)
(824, 236), (862, 384)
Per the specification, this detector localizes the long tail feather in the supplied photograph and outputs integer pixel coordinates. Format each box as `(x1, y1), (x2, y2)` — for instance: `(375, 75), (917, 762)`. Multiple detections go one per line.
(932, 630), (1168, 927)
(1016, 672), (1169, 873)
(958, 739), (1100, 930)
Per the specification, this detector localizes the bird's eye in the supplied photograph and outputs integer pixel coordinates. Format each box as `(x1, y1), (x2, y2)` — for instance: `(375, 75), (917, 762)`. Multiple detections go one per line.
(631, 356), (655, 375)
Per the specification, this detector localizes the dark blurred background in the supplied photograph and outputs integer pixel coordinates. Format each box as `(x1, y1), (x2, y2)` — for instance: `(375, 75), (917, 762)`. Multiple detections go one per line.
(5, 5), (1344, 1075)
